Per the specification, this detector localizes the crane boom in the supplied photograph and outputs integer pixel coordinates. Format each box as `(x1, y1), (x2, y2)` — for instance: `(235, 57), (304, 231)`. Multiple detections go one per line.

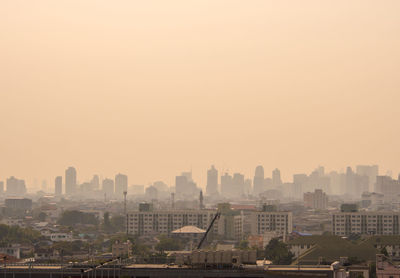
(196, 212), (221, 250)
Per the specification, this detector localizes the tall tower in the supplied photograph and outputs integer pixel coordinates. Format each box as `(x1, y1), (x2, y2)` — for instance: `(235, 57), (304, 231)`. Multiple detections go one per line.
(272, 168), (282, 188)
(253, 165), (265, 195)
(115, 173), (128, 197)
(55, 176), (62, 196)
(206, 165), (218, 196)
(65, 167), (77, 195)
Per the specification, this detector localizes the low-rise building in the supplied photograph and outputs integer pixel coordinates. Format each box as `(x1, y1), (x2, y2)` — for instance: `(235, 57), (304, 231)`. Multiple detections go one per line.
(171, 225), (205, 242)
(112, 240), (132, 258)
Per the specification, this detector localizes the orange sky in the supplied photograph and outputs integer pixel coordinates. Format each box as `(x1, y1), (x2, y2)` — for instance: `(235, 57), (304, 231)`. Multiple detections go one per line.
(1, 0), (400, 189)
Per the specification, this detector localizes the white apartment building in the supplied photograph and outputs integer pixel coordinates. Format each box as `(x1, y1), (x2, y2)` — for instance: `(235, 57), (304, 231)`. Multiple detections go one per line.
(332, 211), (400, 236)
(127, 209), (293, 238)
(250, 211), (293, 235)
(127, 210), (217, 236)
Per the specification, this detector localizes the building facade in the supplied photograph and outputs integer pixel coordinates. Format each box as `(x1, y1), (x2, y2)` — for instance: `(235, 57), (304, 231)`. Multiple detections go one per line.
(332, 211), (400, 236)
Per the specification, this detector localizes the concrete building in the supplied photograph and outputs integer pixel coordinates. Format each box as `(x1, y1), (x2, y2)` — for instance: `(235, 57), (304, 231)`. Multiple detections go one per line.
(115, 173), (128, 197)
(253, 166), (265, 195)
(54, 176), (62, 196)
(102, 178), (114, 198)
(206, 165), (218, 196)
(332, 211), (400, 236)
(127, 209), (218, 236)
(65, 167), (77, 195)
(127, 205), (292, 239)
(6, 176), (26, 195)
(376, 176), (400, 203)
(171, 225), (206, 242)
(303, 189), (328, 210)
(250, 210), (292, 235)
(112, 240), (132, 258)
(5, 198), (32, 210)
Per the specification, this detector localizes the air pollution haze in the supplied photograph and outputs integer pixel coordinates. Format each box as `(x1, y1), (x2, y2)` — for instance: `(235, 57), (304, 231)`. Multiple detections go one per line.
(1, 0), (400, 187)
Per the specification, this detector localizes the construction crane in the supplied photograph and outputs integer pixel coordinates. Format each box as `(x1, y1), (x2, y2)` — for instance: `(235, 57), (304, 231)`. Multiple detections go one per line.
(196, 212), (221, 250)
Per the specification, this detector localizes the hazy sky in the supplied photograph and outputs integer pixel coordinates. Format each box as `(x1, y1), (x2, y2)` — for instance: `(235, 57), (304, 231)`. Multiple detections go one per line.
(1, 0), (399, 189)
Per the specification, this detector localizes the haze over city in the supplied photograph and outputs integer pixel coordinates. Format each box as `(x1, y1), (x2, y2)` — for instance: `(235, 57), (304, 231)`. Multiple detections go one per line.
(1, 1), (400, 188)
(2, 1), (400, 277)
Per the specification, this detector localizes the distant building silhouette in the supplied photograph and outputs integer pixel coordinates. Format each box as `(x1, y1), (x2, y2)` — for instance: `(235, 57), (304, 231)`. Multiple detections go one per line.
(55, 176), (62, 196)
(175, 171), (199, 199)
(356, 165), (379, 192)
(232, 173), (245, 197)
(145, 185), (158, 200)
(115, 173), (128, 197)
(0, 181), (4, 194)
(272, 168), (282, 188)
(253, 165), (265, 195)
(220, 173), (233, 197)
(91, 175), (100, 191)
(6, 176), (26, 195)
(102, 178), (114, 198)
(65, 167), (77, 195)
(206, 165), (218, 196)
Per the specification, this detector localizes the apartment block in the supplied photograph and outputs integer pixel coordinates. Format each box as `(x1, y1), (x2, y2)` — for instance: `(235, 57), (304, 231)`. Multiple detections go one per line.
(332, 211), (400, 236)
(250, 211), (293, 235)
(127, 209), (217, 236)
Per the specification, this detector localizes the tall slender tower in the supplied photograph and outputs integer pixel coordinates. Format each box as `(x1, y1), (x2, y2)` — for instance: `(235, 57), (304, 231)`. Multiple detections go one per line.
(55, 176), (62, 196)
(253, 165), (265, 195)
(65, 167), (77, 195)
(206, 165), (218, 196)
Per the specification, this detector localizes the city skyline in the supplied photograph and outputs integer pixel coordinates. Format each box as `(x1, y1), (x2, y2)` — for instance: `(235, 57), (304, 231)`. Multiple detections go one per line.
(1, 1), (400, 190)
(0, 163), (389, 193)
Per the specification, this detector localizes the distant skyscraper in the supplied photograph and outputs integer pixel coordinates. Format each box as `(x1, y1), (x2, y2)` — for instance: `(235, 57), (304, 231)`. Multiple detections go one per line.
(220, 173), (233, 197)
(91, 175), (100, 191)
(232, 173), (245, 197)
(0, 181), (4, 194)
(206, 165), (218, 196)
(55, 176), (62, 196)
(102, 178), (114, 198)
(272, 168), (282, 188)
(253, 165), (265, 195)
(65, 167), (77, 195)
(356, 165), (379, 192)
(6, 176), (27, 195)
(115, 173), (128, 197)
(175, 172), (198, 198)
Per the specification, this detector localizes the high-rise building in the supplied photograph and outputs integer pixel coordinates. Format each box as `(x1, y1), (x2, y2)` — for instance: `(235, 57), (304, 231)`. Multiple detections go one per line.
(356, 165), (379, 192)
(115, 173), (128, 197)
(206, 165), (218, 196)
(272, 168), (282, 188)
(65, 167), (77, 195)
(253, 165), (265, 195)
(55, 176), (62, 196)
(221, 173), (233, 197)
(0, 181), (4, 194)
(232, 173), (245, 197)
(91, 175), (100, 191)
(102, 178), (114, 198)
(175, 172), (198, 199)
(6, 176), (27, 195)
(303, 189), (328, 210)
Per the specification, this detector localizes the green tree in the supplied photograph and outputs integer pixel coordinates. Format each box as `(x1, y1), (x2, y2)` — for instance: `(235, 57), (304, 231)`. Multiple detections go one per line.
(239, 240), (249, 250)
(58, 210), (99, 226)
(264, 238), (294, 265)
(155, 235), (183, 252)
